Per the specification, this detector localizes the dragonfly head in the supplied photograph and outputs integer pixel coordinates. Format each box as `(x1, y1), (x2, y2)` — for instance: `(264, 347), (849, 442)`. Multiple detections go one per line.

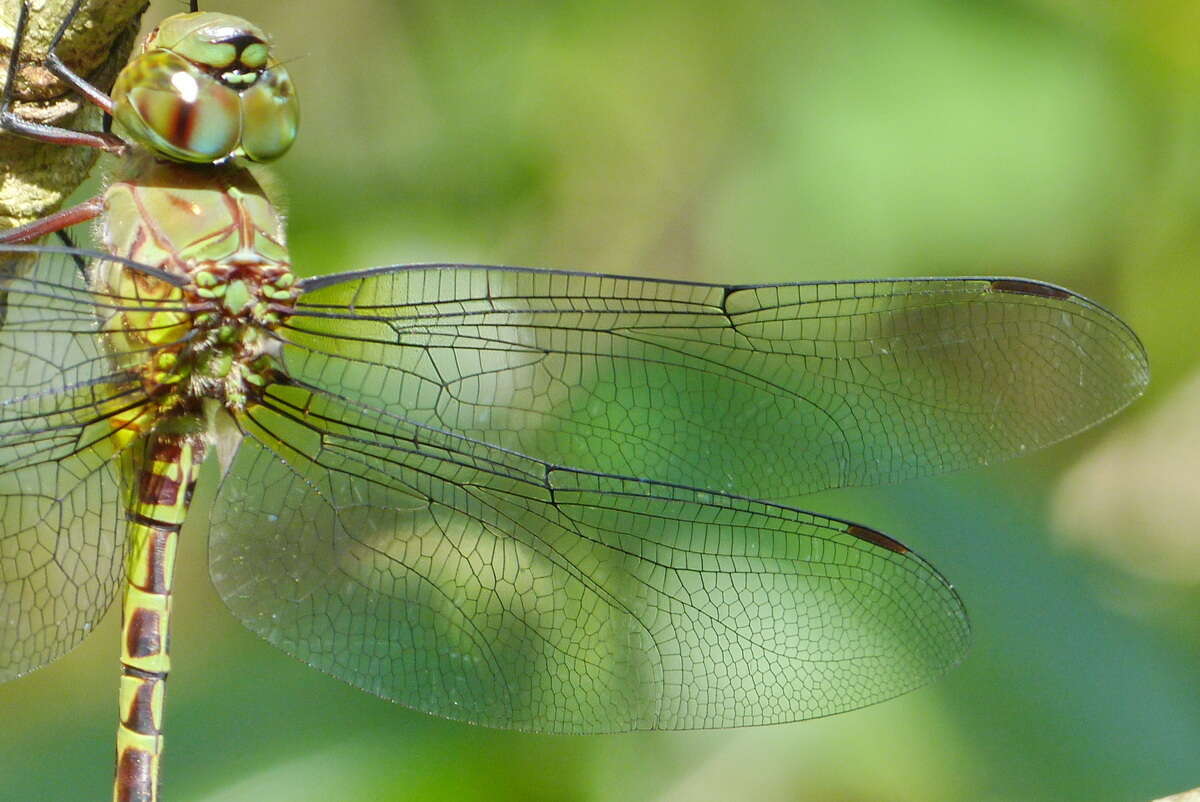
(111, 12), (299, 165)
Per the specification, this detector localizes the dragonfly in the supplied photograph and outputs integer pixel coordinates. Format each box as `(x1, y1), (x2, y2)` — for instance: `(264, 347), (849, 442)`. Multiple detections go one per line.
(0, 2), (1149, 801)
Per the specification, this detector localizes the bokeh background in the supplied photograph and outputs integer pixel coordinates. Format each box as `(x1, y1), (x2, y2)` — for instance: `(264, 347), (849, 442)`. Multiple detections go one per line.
(3, 0), (1200, 799)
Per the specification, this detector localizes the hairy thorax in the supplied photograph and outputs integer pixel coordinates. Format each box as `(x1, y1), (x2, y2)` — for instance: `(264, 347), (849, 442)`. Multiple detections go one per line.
(94, 154), (297, 439)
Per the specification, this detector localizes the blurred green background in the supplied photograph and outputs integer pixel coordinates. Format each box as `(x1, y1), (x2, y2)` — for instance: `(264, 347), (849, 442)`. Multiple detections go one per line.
(3, 0), (1200, 799)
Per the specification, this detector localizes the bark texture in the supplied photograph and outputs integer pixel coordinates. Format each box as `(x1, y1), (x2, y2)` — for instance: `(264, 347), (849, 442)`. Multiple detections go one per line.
(0, 0), (145, 229)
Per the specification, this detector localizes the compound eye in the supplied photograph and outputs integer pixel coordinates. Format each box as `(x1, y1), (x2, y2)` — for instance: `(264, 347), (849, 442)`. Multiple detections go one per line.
(112, 50), (241, 163)
(237, 66), (298, 163)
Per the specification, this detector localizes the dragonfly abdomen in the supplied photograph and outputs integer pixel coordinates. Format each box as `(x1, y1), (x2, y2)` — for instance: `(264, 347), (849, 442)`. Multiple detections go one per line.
(115, 436), (204, 802)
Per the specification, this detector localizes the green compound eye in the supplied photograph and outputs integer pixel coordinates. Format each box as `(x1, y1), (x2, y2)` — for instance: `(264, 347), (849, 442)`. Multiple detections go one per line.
(238, 66), (298, 163)
(112, 50), (241, 163)
(111, 13), (298, 164)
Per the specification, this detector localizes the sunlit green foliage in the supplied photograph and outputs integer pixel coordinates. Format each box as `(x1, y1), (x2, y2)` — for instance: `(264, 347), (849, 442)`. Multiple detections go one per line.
(1, 1), (1197, 800)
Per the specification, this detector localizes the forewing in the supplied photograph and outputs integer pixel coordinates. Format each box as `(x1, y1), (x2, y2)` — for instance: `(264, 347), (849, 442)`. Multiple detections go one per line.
(285, 267), (1149, 499)
(209, 379), (969, 732)
(0, 249), (135, 680)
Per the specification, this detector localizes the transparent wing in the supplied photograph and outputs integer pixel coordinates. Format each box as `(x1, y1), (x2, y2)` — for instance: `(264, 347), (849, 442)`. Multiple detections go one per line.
(209, 378), (969, 732)
(0, 249), (140, 680)
(286, 267), (1148, 499)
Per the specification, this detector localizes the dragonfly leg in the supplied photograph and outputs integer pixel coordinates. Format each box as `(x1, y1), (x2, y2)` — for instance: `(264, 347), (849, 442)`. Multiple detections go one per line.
(0, 196), (104, 243)
(55, 229), (89, 277)
(0, 0), (127, 155)
(45, 0), (117, 115)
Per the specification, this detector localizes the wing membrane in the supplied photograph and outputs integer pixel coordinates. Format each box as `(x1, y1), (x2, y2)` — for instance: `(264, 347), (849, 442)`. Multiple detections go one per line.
(286, 266), (1149, 499)
(0, 250), (136, 679)
(209, 379), (969, 731)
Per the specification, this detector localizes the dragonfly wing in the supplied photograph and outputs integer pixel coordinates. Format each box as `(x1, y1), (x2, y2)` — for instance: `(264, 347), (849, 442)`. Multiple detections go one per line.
(286, 267), (1149, 500)
(209, 379), (969, 732)
(0, 250), (131, 680)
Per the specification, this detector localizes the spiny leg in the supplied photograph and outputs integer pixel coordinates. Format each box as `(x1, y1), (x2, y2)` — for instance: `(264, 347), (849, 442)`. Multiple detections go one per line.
(56, 229), (89, 278)
(0, 1), (114, 243)
(44, 0), (118, 114)
(0, 197), (104, 243)
(0, 0), (127, 154)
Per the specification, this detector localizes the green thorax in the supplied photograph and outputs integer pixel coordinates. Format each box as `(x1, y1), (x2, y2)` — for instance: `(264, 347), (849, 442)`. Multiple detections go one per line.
(94, 157), (296, 433)
(103, 155), (289, 270)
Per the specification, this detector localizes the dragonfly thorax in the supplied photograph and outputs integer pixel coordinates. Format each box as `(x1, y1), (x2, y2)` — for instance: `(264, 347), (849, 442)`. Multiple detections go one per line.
(97, 255), (295, 429)
(186, 260), (295, 407)
(92, 159), (296, 432)
(111, 12), (298, 164)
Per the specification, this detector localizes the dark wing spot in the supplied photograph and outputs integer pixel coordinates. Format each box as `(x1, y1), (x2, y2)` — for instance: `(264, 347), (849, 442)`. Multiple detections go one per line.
(990, 279), (1072, 300)
(847, 524), (909, 554)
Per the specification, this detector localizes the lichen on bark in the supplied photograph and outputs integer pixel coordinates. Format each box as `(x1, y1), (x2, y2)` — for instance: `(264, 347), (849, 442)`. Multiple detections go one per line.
(0, 0), (145, 230)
